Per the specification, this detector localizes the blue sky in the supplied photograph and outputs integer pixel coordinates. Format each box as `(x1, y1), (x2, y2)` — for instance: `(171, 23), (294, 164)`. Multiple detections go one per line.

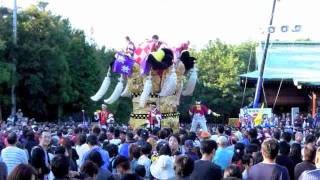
(2, 0), (320, 49)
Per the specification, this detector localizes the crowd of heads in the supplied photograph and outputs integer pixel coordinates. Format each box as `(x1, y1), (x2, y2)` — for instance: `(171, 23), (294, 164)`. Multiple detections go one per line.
(0, 117), (319, 180)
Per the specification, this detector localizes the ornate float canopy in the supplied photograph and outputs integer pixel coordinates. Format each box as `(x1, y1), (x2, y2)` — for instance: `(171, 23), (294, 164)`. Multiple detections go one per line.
(91, 39), (197, 130)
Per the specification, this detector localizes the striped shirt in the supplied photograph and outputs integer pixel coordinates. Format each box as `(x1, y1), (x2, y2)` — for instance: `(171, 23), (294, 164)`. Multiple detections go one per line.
(299, 169), (320, 180)
(1, 146), (28, 175)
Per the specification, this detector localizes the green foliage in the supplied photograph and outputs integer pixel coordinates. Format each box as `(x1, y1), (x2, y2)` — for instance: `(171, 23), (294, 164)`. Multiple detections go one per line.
(0, 38), (10, 84)
(0, 5), (117, 121)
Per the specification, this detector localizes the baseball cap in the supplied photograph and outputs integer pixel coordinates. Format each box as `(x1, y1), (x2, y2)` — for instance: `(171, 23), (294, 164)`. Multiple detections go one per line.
(184, 140), (194, 150)
(200, 131), (211, 139)
(141, 129), (149, 139)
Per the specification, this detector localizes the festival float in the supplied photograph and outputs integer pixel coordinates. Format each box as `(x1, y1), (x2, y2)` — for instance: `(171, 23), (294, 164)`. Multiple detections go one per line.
(90, 39), (197, 130)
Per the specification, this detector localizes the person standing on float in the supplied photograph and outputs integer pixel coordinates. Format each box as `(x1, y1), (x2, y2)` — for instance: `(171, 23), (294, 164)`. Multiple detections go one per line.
(96, 104), (114, 128)
(147, 103), (162, 129)
(189, 100), (220, 132)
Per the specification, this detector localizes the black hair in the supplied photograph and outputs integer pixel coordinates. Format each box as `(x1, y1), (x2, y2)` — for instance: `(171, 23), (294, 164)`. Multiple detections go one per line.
(253, 152), (263, 164)
(242, 154), (253, 166)
(120, 173), (140, 180)
(273, 129), (281, 140)
(232, 143), (245, 162)
(98, 133), (107, 143)
(279, 141), (290, 156)
(281, 131), (292, 143)
(141, 142), (152, 155)
(245, 144), (259, 154)
(152, 35), (159, 40)
(113, 155), (130, 170)
(289, 143), (302, 161)
(152, 127), (161, 136)
(26, 130), (35, 141)
(200, 140), (217, 154)
(78, 133), (87, 145)
(218, 125), (224, 134)
(248, 128), (258, 139)
(114, 128), (120, 138)
(108, 126), (115, 133)
(87, 134), (99, 146)
(159, 129), (167, 139)
(130, 144), (141, 160)
(74, 128), (80, 134)
(92, 126), (101, 135)
(54, 146), (66, 155)
(126, 132), (134, 140)
(136, 128), (142, 136)
(86, 150), (104, 168)
(7, 132), (17, 145)
(174, 155), (194, 178)
(51, 155), (70, 178)
(159, 143), (172, 156)
(102, 140), (109, 151)
(305, 134), (316, 144)
(106, 144), (118, 158)
(135, 165), (146, 177)
(80, 160), (99, 178)
(188, 132), (197, 141)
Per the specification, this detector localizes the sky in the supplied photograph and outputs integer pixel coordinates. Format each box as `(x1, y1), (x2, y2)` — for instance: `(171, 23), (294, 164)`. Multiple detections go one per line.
(1, 0), (320, 49)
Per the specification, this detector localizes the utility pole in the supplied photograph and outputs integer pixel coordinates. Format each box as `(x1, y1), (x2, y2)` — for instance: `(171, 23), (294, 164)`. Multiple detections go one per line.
(253, 0), (278, 108)
(11, 0), (17, 116)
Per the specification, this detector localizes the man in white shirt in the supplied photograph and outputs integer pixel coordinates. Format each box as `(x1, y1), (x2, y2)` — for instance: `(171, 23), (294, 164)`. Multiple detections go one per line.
(137, 143), (152, 178)
(1, 132), (28, 175)
(109, 129), (121, 146)
(75, 133), (90, 168)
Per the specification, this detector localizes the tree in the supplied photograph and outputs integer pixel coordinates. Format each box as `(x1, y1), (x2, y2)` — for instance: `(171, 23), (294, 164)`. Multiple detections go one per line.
(0, 5), (116, 121)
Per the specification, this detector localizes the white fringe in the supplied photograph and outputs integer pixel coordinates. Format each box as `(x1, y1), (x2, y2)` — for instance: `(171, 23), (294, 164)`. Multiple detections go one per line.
(182, 68), (198, 96)
(139, 75), (152, 107)
(159, 66), (177, 96)
(121, 81), (131, 97)
(104, 75), (124, 104)
(90, 69), (111, 101)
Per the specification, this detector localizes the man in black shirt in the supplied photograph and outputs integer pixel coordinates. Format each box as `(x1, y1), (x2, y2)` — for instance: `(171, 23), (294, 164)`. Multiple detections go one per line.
(190, 140), (222, 180)
(276, 141), (295, 180)
(294, 144), (316, 180)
